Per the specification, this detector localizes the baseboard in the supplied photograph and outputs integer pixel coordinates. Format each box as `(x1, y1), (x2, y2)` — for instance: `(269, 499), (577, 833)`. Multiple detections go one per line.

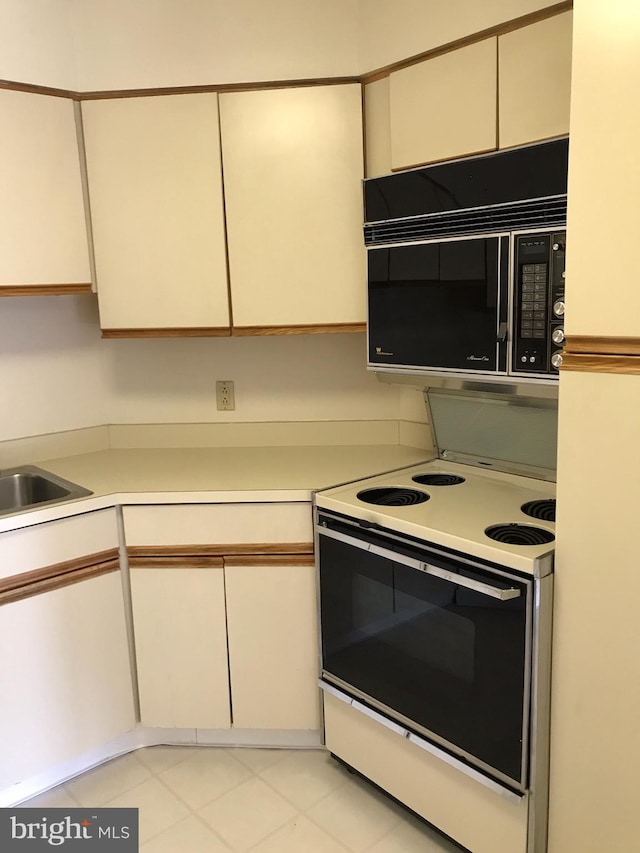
(3, 725), (323, 807)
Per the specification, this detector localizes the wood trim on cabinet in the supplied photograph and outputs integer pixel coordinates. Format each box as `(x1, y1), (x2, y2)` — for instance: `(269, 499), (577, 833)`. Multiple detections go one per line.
(0, 283), (93, 297)
(565, 336), (640, 356)
(127, 543), (314, 559)
(390, 145), (498, 174)
(360, 2), (573, 84)
(79, 77), (361, 101)
(232, 323), (366, 336)
(0, 78), (80, 100)
(129, 556), (224, 569)
(224, 554), (316, 567)
(101, 327), (232, 339)
(560, 336), (640, 374)
(0, 549), (120, 606)
(0, 77), (361, 101)
(562, 353), (640, 375)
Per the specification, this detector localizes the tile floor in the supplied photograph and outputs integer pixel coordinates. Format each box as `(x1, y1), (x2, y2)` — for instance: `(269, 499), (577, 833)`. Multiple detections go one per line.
(20, 746), (465, 852)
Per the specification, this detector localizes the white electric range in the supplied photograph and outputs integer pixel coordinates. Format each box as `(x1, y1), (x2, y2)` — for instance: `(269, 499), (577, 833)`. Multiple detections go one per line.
(315, 457), (556, 576)
(314, 385), (558, 853)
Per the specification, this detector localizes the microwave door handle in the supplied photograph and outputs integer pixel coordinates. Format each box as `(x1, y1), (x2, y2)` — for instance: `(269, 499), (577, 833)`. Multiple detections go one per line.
(422, 563), (521, 600)
(497, 321), (508, 343)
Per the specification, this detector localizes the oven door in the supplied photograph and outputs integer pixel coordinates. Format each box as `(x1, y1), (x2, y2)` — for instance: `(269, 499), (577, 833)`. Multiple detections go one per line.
(317, 512), (532, 791)
(367, 234), (510, 374)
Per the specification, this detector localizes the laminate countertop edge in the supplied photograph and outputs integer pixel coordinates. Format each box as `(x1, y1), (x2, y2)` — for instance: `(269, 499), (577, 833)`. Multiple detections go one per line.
(0, 445), (433, 535)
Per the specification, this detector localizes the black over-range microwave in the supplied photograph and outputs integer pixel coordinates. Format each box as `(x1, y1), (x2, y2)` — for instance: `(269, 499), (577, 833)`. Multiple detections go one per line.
(365, 138), (568, 381)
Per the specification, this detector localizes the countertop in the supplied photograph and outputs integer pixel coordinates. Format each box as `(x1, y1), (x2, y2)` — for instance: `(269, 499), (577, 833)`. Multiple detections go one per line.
(0, 444), (431, 534)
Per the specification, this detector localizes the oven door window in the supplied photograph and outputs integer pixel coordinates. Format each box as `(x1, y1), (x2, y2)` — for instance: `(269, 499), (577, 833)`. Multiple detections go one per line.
(319, 531), (529, 785)
(368, 236), (506, 372)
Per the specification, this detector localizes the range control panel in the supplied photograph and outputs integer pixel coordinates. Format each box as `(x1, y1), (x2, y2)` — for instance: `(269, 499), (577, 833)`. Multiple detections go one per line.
(512, 231), (566, 375)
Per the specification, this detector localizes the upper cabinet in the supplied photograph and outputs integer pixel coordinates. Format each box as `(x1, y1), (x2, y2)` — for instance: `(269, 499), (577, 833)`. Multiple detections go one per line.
(0, 89), (91, 291)
(389, 38), (498, 171)
(81, 93), (230, 334)
(498, 12), (573, 150)
(219, 84), (366, 332)
(365, 12), (572, 177)
(364, 77), (392, 179)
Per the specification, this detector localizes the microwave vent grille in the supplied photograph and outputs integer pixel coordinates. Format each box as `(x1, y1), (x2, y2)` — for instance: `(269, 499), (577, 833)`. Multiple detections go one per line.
(364, 195), (567, 246)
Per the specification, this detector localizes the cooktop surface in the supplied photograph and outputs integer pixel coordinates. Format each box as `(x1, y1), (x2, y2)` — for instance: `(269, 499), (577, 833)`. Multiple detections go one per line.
(315, 460), (556, 574)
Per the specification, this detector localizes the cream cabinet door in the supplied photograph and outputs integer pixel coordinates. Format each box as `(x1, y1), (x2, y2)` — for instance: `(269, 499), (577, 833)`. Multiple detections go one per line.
(364, 77), (392, 178)
(130, 565), (231, 729)
(0, 572), (135, 790)
(82, 94), (229, 332)
(499, 12), (573, 150)
(389, 38), (497, 170)
(219, 84), (366, 330)
(0, 90), (91, 289)
(225, 558), (320, 731)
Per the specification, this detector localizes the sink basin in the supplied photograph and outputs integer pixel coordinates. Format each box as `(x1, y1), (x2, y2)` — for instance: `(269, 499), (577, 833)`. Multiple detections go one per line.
(0, 466), (92, 517)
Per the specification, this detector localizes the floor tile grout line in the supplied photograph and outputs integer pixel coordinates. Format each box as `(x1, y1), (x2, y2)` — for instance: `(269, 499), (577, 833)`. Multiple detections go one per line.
(225, 745), (292, 774)
(62, 753), (154, 808)
(134, 744), (204, 778)
(252, 757), (352, 814)
(138, 811), (235, 852)
(242, 810), (351, 853)
(195, 769), (301, 852)
(150, 752), (256, 818)
(299, 775), (406, 853)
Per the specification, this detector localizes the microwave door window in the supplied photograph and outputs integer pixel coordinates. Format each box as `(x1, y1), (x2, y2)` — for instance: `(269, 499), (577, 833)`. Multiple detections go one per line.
(368, 238), (500, 371)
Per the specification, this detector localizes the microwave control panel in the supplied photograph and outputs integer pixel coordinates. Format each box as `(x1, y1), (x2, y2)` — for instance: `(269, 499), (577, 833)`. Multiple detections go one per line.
(512, 231), (566, 376)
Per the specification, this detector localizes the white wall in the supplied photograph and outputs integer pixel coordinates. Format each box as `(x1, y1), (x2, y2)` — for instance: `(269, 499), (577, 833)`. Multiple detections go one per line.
(101, 333), (398, 426)
(0, 295), (399, 442)
(0, 0), (78, 89)
(0, 296), (106, 441)
(357, 0), (562, 72)
(70, 0), (360, 91)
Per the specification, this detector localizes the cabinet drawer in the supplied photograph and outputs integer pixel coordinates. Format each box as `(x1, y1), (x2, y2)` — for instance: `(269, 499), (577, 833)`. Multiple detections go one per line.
(0, 509), (118, 582)
(123, 503), (313, 549)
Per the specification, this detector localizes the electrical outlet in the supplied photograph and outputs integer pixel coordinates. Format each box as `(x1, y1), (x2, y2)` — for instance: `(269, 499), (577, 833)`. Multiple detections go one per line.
(216, 380), (235, 411)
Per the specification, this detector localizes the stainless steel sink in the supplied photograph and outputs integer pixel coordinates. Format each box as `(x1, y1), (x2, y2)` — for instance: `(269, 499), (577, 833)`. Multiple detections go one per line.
(0, 466), (92, 517)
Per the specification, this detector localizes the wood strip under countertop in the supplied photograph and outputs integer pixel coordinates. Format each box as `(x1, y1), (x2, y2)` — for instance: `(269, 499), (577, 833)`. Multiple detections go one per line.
(0, 549), (120, 606)
(129, 556), (224, 569)
(224, 554), (316, 567)
(126, 542), (314, 559)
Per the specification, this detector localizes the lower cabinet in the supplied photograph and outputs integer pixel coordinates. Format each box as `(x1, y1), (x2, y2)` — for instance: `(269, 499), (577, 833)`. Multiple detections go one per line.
(123, 503), (319, 734)
(0, 574), (135, 791)
(130, 561), (231, 729)
(225, 556), (320, 730)
(0, 509), (136, 791)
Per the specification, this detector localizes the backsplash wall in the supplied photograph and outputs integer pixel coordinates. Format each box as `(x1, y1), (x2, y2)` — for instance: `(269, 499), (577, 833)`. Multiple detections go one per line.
(0, 295), (404, 443)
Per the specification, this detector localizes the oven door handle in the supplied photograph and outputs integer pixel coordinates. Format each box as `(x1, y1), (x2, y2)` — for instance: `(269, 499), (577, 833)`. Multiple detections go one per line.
(421, 563), (521, 601)
(318, 526), (521, 601)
